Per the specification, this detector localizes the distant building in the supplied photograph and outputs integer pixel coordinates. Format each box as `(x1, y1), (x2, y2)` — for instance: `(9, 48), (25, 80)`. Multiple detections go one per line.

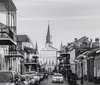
(40, 23), (57, 73)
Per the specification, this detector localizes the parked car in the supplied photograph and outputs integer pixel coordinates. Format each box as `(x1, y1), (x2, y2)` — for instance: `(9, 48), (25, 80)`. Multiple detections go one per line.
(0, 71), (22, 85)
(21, 75), (29, 85)
(44, 72), (48, 78)
(39, 73), (44, 81)
(21, 74), (36, 85)
(25, 71), (40, 85)
(52, 73), (64, 83)
(35, 72), (41, 82)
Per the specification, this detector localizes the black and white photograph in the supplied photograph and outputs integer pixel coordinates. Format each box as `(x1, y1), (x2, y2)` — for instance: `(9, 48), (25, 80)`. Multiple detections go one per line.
(0, 0), (100, 85)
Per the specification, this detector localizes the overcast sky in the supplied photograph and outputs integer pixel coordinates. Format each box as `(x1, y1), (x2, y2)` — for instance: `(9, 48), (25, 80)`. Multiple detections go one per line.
(1, 0), (100, 51)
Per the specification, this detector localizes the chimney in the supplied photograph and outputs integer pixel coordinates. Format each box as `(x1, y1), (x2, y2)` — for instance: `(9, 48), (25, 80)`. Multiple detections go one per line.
(74, 38), (77, 42)
(90, 39), (93, 48)
(95, 38), (99, 43)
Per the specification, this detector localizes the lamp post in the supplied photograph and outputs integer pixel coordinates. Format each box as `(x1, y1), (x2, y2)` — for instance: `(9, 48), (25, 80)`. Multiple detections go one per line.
(81, 61), (83, 84)
(74, 56), (84, 84)
(80, 57), (84, 84)
(56, 51), (58, 72)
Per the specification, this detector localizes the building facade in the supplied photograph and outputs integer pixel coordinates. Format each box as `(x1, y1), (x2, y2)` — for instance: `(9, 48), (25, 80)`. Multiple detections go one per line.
(40, 24), (57, 73)
(0, 0), (17, 71)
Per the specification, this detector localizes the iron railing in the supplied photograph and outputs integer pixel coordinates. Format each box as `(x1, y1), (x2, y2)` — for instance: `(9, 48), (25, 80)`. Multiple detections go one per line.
(0, 26), (16, 42)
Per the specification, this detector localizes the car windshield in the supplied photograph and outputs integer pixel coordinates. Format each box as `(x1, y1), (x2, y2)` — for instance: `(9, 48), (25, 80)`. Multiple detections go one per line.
(24, 74), (33, 79)
(25, 71), (36, 74)
(0, 72), (13, 82)
(32, 73), (37, 76)
(54, 73), (62, 77)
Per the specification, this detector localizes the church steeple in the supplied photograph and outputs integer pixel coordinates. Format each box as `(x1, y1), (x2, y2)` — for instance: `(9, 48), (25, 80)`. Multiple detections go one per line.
(35, 41), (39, 54)
(46, 21), (52, 45)
(60, 42), (63, 51)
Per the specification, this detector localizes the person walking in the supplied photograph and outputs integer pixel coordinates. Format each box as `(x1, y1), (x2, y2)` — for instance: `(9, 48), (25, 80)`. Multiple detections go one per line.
(67, 69), (72, 85)
(70, 72), (78, 85)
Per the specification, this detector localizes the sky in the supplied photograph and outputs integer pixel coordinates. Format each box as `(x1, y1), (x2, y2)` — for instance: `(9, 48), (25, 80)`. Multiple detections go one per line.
(1, 0), (100, 52)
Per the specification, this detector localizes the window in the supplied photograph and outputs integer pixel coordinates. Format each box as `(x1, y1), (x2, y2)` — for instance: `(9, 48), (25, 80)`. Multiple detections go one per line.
(52, 60), (54, 65)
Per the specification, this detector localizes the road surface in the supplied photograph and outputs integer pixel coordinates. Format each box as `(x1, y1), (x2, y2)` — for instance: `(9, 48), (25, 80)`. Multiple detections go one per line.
(40, 75), (69, 85)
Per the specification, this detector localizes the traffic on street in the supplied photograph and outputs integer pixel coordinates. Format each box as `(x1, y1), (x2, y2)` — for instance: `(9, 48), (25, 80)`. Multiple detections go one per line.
(40, 75), (69, 85)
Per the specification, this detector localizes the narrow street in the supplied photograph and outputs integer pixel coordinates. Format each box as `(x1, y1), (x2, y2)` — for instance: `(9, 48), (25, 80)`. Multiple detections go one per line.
(0, 0), (100, 85)
(40, 75), (69, 85)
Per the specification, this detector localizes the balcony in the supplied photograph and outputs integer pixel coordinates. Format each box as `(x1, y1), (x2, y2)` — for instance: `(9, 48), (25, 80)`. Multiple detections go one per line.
(5, 49), (24, 59)
(0, 26), (16, 45)
(24, 58), (38, 65)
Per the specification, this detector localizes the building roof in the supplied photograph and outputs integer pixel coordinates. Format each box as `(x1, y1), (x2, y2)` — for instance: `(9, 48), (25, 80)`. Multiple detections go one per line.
(41, 45), (57, 51)
(0, 0), (16, 12)
(0, 22), (6, 27)
(24, 46), (35, 54)
(17, 35), (29, 42)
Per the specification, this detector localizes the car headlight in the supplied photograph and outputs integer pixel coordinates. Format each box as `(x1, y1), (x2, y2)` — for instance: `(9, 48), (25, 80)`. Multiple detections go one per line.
(29, 80), (31, 83)
(24, 81), (28, 85)
(31, 79), (35, 82)
(31, 79), (35, 83)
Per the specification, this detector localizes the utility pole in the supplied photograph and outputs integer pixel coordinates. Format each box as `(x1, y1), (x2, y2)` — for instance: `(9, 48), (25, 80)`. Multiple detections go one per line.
(56, 51), (58, 72)
(81, 57), (84, 84)
(81, 62), (83, 84)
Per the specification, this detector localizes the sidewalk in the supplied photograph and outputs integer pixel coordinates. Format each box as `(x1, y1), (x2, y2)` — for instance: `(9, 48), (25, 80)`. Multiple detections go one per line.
(77, 80), (100, 85)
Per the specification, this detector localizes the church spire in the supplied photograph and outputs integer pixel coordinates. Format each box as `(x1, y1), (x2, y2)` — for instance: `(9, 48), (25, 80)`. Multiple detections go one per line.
(60, 42), (63, 51)
(46, 21), (52, 44)
(35, 41), (39, 54)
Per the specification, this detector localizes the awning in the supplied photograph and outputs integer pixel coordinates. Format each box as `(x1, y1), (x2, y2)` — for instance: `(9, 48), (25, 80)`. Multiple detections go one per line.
(57, 56), (63, 60)
(87, 48), (100, 57)
(60, 53), (70, 58)
(32, 55), (39, 58)
(24, 46), (35, 54)
(77, 51), (90, 59)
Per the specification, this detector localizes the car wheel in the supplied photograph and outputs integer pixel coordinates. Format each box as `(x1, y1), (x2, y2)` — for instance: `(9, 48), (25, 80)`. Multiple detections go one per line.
(61, 81), (64, 83)
(37, 82), (39, 85)
(52, 81), (54, 83)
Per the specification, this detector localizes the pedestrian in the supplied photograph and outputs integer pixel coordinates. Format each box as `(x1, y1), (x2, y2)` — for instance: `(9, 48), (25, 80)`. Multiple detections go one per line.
(67, 69), (72, 85)
(70, 72), (78, 85)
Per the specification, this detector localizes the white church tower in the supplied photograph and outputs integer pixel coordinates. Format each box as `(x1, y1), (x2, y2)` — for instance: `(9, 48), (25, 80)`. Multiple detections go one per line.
(40, 22), (57, 73)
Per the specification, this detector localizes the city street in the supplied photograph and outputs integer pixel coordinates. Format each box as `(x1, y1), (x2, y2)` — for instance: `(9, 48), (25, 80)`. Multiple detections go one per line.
(0, 0), (100, 85)
(40, 75), (69, 85)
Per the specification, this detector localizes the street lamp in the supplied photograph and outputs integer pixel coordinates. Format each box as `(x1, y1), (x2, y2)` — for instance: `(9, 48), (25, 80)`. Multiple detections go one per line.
(80, 57), (84, 84)
(74, 56), (84, 84)
(73, 59), (80, 75)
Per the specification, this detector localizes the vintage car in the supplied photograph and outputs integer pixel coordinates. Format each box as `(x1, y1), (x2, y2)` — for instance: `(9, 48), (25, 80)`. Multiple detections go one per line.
(52, 73), (64, 83)
(21, 74), (35, 85)
(0, 70), (22, 85)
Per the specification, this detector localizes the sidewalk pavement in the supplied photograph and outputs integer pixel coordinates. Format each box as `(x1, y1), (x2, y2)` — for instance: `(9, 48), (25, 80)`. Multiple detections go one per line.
(77, 80), (100, 85)
(65, 77), (100, 85)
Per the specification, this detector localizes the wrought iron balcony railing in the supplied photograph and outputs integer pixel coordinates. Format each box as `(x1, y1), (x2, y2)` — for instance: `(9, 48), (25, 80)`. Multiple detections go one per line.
(0, 26), (16, 45)
(25, 58), (38, 64)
